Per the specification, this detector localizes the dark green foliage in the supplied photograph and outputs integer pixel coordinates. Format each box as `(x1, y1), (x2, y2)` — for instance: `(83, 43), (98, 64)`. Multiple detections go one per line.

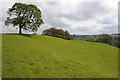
(95, 34), (120, 48)
(5, 3), (44, 34)
(110, 37), (120, 48)
(96, 34), (112, 44)
(42, 27), (70, 40)
(65, 30), (70, 40)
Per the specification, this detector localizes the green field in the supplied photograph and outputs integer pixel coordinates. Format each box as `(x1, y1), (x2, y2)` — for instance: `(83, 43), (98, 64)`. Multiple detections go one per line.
(72, 34), (119, 41)
(2, 34), (118, 78)
(73, 35), (100, 41)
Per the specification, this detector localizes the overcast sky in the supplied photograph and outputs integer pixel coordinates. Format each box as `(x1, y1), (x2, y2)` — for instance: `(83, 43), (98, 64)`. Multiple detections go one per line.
(0, 0), (119, 35)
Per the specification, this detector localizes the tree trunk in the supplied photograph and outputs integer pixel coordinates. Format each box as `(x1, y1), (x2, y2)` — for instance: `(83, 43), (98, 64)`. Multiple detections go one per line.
(19, 26), (22, 34)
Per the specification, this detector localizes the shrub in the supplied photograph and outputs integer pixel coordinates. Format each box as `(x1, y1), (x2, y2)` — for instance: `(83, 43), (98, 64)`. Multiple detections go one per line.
(42, 27), (70, 40)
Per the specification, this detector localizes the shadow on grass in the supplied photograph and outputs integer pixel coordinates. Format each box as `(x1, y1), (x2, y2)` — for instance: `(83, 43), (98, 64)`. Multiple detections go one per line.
(21, 34), (35, 38)
(2, 33), (35, 38)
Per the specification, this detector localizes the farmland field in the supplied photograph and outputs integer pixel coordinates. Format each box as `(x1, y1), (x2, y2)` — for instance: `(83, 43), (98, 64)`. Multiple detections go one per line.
(72, 34), (119, 41)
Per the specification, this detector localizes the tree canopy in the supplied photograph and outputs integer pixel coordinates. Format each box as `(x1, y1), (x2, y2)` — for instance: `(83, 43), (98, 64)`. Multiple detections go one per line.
(42, 27), (71, 40)
(96, 34), (112, 43)
(5, 3), (44, 34)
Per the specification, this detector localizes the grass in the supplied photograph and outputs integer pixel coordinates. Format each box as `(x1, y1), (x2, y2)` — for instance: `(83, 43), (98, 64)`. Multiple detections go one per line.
(73, 35), (100, 40)
(2, 34), (118, 78)
(73, 34), (119, 41)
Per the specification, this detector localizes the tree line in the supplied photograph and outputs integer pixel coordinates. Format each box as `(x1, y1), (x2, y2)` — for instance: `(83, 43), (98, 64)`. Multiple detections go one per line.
(96, 34), (120, 48)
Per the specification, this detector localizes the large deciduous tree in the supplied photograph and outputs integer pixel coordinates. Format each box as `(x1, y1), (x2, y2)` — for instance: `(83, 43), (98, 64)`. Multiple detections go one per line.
(5, 3), (44, 34)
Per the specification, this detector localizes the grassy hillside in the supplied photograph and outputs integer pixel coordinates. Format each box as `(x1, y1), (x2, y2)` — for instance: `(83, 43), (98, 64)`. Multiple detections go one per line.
(2, 34), (118, 78)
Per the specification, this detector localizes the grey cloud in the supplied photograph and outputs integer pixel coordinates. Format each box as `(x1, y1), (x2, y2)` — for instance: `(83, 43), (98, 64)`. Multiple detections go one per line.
(46, 2), (61, 5)
(69, 26), (90, 34)
(46, 18), (70, 28)
(38, 2), (70, 28)
(99, 18), (113, 24)
(2, 26), (17, 33)
(76, 27), (90, 32)
(118, 3), (120, 25)
(61, 2), (109, 21)
(103, 25), (118, 33)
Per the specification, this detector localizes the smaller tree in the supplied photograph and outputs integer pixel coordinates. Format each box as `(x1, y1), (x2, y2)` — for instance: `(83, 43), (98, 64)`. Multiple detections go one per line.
(97, 34), (112, 44)
(42, 27), (70, 40)
(65, 30), (70, 40)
